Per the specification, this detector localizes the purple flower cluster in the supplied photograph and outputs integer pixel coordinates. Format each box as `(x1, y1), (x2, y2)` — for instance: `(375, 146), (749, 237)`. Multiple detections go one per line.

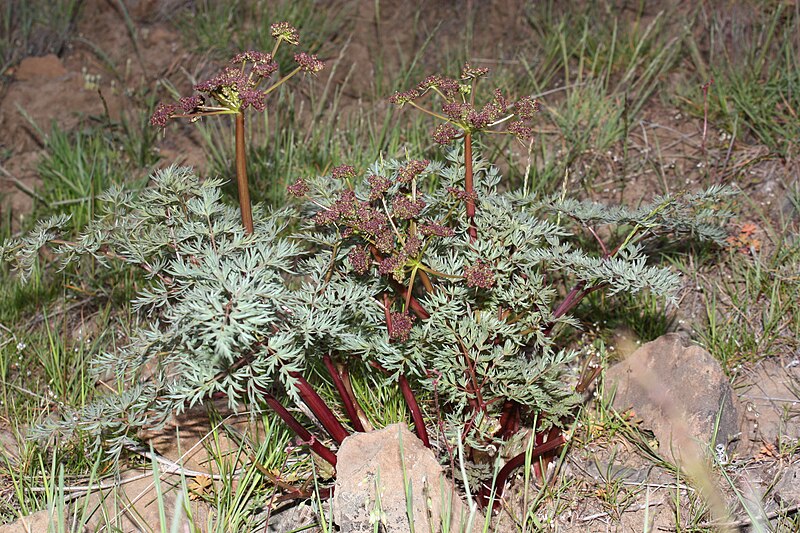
(420, 222), (455, 238)
(396, 159), (429, 183)
(194, 66), (248, 93)
(179, 95), (203, 113)
(447, 187), (478, 203)
(295, 53), (324, 73)
(231, 51), (274, 64)
(240, 89), (266, 111)
(464, 261), (495, 289)
(379, 254), (406, 279)
(389, 312), (415, 342)
(367, 174), (392, 201)
(514, 96), (539, 120)
(461, 63), (489, 80)
(287, 178), (309, 197)
(388, 63), (540, 143)
(402, 235), (422, 256)
(388, 89), (420, 106)
(270, 22), (300, 45)
(348, 247), (371, 274)
(391, 196), (426, 219)
(432, 123), (460, 145)
(507, 120), (533, 140)
(150, 102), (177, 127)
(331, 164), (357, 180)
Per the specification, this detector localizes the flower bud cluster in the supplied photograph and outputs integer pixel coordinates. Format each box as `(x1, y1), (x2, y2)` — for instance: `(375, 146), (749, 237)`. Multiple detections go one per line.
(150, 23), (323, 128)
(389, 63), (540, 144)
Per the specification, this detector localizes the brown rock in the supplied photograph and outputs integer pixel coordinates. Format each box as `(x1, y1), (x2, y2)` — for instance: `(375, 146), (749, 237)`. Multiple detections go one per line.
(14, 54), (67, 81)
(604, 333), (741, 463)
(334, 423), (484, 533)
(75, 470), (211, 531)
(0, 510), (51, 533)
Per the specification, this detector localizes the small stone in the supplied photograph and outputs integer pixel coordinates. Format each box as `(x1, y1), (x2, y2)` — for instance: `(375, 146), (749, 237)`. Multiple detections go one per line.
(0, 510), (51, 533)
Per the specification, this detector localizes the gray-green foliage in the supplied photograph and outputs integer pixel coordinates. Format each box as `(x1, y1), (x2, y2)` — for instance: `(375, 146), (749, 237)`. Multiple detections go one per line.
(1, 157), (732, 470)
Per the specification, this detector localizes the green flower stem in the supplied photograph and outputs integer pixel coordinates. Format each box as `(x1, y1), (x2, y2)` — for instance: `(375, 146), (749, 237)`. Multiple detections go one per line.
(263, 66), (302, 98)
(235, 112), (254, 234)
(407, 100), (451, 123)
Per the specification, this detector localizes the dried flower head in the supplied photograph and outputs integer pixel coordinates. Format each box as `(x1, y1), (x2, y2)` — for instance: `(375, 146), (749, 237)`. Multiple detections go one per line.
(270, 22), (300, 45)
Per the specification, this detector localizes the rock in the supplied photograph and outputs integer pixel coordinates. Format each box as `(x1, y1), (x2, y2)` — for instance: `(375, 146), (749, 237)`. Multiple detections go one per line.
(75, 470), (211, 531)
(737, 359), (800, 453)
(604, 333), (741, 463)
(334, 423), (484, 533)
(774, 464), (800, 506)
(14, 54), (67, 81)
(0, 510), (51, 533)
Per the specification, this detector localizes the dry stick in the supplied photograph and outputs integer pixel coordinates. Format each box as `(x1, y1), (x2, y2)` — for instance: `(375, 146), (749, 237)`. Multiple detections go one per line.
(322, 353), (366, 432)
(235, 111), (254, 234)
(287, 371), (350, 445)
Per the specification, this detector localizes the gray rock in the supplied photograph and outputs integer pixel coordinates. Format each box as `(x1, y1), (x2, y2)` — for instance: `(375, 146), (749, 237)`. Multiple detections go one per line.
(0, 510), (51, 533)
(774, 463), (800, 506)
(333, 423), (484, 533)
(604, 333), (741, 463)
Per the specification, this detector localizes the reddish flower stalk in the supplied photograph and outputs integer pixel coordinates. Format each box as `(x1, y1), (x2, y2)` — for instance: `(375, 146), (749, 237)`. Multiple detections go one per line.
(476, 432), (567, 509)
(398, 375), (430, 447)
(259, 389), (338, 467)
(234, 112), (255, 234)
(322, 353), (366, 432)
(288, 371), (350, 445)
(464, 133), (477, 242)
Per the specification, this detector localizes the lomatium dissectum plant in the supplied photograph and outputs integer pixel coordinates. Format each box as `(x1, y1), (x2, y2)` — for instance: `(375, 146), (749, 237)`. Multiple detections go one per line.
(1, 26), (735, 516)
(150, 21), (323, 233)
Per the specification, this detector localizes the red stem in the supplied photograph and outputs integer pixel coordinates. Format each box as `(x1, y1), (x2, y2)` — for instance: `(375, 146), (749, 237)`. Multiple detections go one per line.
(477, 432), (566, 509)
(235, 112), (254, 234)
(322, 354), (366, 432)
(464, 132), (477, 242)
(288, 371), (350, 445)
(398, 375), (430, 448)
(260, 389), (337, 467)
